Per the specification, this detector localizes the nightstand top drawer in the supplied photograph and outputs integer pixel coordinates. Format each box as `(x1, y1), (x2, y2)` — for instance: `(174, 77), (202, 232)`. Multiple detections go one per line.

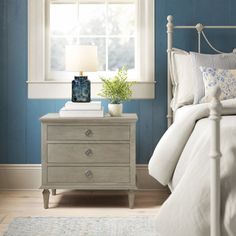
(47, 125), (129, 141)
(40, 113), (138, 123)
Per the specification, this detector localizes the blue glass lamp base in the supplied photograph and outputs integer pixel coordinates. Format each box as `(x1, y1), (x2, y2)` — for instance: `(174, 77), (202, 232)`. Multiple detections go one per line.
(72, 76), (91, 102)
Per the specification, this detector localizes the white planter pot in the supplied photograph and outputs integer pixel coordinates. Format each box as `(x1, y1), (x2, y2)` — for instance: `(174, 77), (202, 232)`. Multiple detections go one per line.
(108, 103), (123, 117)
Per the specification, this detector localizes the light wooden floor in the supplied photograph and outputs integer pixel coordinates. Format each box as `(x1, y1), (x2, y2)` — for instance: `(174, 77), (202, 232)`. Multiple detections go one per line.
(0, 189), (169, 235)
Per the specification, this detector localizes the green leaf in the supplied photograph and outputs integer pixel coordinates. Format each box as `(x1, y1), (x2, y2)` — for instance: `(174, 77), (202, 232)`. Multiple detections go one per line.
(98, 66), (136, 104)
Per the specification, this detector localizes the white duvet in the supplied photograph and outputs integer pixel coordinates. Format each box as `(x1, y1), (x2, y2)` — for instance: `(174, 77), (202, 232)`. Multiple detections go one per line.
(148, 99), (236, 236)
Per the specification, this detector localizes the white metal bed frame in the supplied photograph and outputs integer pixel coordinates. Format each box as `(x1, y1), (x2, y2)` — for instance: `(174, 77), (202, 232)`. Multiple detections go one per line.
(166, 15), (236, 236)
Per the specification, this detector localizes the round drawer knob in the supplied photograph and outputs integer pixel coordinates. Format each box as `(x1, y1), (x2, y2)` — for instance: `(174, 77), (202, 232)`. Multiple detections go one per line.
(85, 170), (93, 178)
(85, 149), (93, 157)
(85, 129), (93, 137)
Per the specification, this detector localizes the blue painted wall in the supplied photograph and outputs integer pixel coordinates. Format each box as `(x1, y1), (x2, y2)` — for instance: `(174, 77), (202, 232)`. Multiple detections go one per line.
(0, 0), (236, 164)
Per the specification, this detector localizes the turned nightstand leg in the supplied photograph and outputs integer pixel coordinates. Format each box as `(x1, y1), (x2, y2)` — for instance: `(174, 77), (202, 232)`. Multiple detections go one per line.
(42, 189), (50, 209)
(52, 189), (56, 196)
(128, 190), (135, 209)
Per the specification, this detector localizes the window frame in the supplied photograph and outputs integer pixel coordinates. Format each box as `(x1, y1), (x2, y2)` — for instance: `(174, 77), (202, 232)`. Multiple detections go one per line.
(27, 0), (155, 99)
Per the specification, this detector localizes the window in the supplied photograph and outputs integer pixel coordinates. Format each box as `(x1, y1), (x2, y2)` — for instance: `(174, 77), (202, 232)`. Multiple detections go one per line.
(48, 0), (135, 79)
(28, 0), (155, 99)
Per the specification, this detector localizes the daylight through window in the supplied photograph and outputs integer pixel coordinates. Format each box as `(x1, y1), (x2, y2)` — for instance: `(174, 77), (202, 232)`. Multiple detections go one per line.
(47, 0), (136, 80)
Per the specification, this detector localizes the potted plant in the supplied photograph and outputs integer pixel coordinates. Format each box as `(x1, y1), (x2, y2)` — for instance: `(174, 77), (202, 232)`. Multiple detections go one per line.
(99, 66), (135, 116)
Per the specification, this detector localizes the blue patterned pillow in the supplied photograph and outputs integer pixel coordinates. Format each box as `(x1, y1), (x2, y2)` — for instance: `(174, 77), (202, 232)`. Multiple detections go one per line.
(200, 67), (236, 102)
(191, 52), (236, 104)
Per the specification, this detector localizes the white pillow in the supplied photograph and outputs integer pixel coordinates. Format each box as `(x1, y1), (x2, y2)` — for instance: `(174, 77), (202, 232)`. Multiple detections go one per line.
(200, 67), (236, 103)
(190, 52), (236, 104)
(170, 48), (194, 111)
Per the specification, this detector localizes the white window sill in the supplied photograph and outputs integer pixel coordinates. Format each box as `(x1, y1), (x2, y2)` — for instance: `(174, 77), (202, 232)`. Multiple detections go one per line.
(27, 81), (156, 99)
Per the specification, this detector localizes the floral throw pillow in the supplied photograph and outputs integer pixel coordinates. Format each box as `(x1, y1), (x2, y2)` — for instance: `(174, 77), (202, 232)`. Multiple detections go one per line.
(200, 67), (236, 103)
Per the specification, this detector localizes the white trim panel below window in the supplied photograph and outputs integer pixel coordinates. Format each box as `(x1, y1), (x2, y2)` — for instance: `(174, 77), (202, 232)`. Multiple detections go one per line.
(27, 81), (155, 99)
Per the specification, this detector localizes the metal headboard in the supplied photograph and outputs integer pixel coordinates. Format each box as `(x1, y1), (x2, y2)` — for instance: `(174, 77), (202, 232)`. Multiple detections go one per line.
(166, 15), (236, 127)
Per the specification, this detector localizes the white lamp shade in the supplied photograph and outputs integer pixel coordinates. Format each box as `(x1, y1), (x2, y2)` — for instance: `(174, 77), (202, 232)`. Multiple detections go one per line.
(65, 45), (98, 72)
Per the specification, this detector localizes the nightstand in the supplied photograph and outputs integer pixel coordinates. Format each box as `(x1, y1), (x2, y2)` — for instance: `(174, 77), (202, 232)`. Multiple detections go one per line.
(40, 113), (138, 209)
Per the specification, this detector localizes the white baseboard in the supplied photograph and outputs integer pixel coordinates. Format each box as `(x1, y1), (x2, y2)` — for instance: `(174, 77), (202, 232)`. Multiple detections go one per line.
(0, 164), (41, 190)
(0, 164), (166, 190)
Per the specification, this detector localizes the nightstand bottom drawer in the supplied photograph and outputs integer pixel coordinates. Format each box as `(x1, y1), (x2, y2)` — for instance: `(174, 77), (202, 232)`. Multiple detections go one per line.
(47, 166), (130, 183)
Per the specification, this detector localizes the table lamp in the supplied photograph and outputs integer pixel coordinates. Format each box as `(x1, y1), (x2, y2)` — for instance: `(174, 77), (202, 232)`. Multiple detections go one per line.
(65, 45), (98, 102)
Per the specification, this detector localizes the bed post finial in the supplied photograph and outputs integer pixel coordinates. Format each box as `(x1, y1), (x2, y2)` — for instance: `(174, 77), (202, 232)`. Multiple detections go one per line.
(167, 15), (174, 127)
(210, 86), (221, 99)
(167, 15), (173, 23)
(209, 86), (221, 117)
(209, 86), (222, 236)
(167, 15), (174, 35)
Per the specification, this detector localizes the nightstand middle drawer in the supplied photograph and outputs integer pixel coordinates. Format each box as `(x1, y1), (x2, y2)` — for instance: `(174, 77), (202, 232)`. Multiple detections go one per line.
(47, 143), (130, 163)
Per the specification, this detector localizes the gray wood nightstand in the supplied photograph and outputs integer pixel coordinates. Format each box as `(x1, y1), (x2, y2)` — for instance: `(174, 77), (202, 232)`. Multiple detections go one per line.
(40, 113), (138, 209)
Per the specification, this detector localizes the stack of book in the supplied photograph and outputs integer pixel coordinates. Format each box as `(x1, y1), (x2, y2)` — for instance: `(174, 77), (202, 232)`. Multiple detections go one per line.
(59, 101), (104, 117)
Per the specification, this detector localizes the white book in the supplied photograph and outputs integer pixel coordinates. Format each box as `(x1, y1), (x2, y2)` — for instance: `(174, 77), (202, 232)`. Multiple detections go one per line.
(59, 107), (104, 117)
(65, 101), (102, 110)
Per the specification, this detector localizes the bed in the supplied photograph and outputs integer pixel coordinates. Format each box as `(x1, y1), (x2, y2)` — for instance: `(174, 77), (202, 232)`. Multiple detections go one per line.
(148, 16), (236, 236)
